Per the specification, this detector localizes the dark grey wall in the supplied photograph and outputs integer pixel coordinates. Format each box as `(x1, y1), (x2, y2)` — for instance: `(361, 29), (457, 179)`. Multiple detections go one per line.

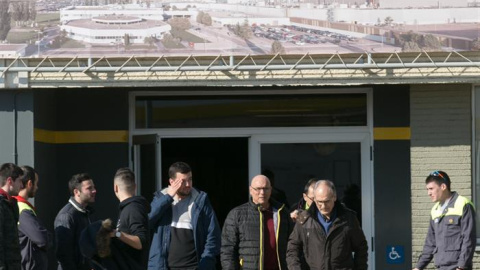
(0, 91), (34, 166)
(33, 89), (130, 270)
(373, 85), (412, 269)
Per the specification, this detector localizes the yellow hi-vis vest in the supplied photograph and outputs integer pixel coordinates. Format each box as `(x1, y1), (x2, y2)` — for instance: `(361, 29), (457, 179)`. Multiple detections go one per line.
(431, 195), (474, 221)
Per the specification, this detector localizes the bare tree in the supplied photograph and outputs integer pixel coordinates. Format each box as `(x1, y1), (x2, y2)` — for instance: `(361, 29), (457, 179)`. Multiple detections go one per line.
(0, 0), (11, 41)
(168, 17), (191, 31)
(270, 40), (285, 54)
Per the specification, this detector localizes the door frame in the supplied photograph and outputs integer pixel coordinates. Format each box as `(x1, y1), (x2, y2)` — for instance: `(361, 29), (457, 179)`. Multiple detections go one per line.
(128, 88), (375, 269)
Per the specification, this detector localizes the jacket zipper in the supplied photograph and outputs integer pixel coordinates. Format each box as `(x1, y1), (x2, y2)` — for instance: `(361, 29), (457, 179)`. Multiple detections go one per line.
(259, 207), (264, 270)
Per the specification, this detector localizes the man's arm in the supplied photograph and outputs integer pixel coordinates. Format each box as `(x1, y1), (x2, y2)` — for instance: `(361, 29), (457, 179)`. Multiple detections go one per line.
(148, 179), (182, 228)
(414, 219), (436, 270)
(286, 222), (304, 270)
(458, 203), (476, 269)
(19, 210), (50, 249)
(0, 203), (6, 270)
(54, 213), (77, 270)
(350, 217), (368, 270)
(118, 204), (149, 250)
(198, 196), (221, 270)
(221, 209), (240, 270)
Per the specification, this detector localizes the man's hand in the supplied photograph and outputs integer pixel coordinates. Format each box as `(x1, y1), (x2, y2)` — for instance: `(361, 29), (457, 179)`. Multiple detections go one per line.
(290, 210), (299, 222)
(167, 178), (182, 197)
(413, 268), (420, 270)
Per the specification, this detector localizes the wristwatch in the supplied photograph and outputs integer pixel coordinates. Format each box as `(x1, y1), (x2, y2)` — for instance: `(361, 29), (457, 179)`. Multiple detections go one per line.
(115, 230), (121, 238)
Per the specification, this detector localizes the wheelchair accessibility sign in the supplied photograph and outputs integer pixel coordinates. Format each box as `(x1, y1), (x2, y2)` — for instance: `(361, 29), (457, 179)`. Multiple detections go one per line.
(386, 245), (404, 264)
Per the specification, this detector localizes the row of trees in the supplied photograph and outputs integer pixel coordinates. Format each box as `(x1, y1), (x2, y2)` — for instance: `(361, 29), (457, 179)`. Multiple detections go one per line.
(230, 20), (253, 40)
(395, 31), (442, 52)
(0, 0), (37, 41)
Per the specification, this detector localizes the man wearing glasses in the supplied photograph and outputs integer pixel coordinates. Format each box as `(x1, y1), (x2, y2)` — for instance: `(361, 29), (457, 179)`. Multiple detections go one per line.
(221, 174), (291, 270)
(290, 178), (317, 222)
(286, 180), (368, 270)
(413, 171), (476, 270)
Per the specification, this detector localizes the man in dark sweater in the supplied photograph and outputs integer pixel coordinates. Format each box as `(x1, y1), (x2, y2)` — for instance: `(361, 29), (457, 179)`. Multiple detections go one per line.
(54, 173), (96, 270)
(0, 163), (24, 270)
(110, 167), (149, 269)
(13, 166), (51, 270)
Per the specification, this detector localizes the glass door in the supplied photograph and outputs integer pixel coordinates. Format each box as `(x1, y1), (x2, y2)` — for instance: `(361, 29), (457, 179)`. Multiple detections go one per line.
(132, 134), (161, 203)
(249, 131), (374, 270)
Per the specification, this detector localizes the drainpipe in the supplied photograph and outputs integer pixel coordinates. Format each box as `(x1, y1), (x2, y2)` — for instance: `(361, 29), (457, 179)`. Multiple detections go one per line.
(13, 91), (19, 165)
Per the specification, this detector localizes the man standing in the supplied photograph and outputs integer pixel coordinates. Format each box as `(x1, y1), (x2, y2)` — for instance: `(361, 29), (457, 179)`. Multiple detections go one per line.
(413, 171), (476, 270)
(221, 174), (291, 270)
(13, 166), (51, 270)
(54, 173), (96, 270)
(111, 167), (149, 269)
(287, 180), (368, 270)
(290, 178), (317, 222)
(148, 162), (221, 270)
(0, 163), (24, 270)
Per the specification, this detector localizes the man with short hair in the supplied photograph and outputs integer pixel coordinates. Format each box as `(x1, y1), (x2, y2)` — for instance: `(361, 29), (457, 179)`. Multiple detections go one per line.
(290, 178), (317, 222)
(413, 171), (476, 270)
(111, 167), (149, 269)
(287, 180), (368, 270)
(13, 166), (51, 270)
(148, 162), (221, 270)
(54, 173), (96, 270)
(221, 174), (291, 270)
(0, 162), (24, 270)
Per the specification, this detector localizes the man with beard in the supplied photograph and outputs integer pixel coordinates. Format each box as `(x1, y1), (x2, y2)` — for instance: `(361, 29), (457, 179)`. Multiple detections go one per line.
(148, 162), (221, 270)
(0, 163), (24, 270)
(13, 166), (51, 270)
(54, 173), (96, 270)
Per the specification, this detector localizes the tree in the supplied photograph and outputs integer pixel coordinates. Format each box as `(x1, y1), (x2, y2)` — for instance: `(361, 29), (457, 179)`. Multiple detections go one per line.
(422, 34), (442, 51)
(384, 16), (394, 26)
(235, 19), (252, 40)
(472, 38), (480, 51)
(168, 17), (191, 31)
(0, 0), (11, 41)
(201, 13), (212, 26)
(29, 0), (36, 21)
(144, 36), (155, 47)
(124, 33), (130, 46)
(196, 11), (204, 24)
(270, 40), (285, 54)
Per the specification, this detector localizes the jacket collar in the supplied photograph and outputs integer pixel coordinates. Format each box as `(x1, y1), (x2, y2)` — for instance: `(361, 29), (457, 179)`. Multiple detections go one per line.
(69, 197), (92, 214)
(0, 188), (10, 201)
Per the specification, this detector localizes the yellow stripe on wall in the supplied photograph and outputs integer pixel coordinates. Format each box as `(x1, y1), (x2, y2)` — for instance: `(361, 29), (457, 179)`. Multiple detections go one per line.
(34, 129), (128, 144)
(374, 127), (411, 140)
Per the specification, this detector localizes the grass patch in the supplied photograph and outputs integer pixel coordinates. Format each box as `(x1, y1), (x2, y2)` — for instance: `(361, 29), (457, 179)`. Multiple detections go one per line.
(6, 31), (37, 44)
(36, 13), (60, 24)
(170, 29), (207, 43)
(161, 40), (185, 49)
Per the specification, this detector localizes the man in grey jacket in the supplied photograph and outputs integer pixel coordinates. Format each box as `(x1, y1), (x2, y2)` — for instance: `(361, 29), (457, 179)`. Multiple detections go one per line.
(414, 171), (476, 270)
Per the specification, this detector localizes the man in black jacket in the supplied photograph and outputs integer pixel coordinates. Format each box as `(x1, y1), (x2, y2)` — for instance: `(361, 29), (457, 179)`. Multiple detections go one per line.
(110, 167), (149, 269)
(221, 174), (291, 270)
(287, 180), (368, 270)
(13, 166), (51, 270)
(54, 173), (96, 270)
(0, 163), (24, 270)
(290, 178), (317, 222)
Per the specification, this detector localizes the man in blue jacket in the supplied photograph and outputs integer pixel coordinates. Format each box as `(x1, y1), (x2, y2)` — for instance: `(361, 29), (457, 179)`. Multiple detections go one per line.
(148, 162), (221, 270)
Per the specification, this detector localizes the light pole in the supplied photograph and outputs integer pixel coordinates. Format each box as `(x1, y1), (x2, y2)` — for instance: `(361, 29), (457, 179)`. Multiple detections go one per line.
(37, 31), (41, 56)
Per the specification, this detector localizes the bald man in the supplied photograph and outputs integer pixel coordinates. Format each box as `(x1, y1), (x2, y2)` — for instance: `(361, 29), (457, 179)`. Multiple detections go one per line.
(221, 175), (292, 270)
(287, 180), (368, 270)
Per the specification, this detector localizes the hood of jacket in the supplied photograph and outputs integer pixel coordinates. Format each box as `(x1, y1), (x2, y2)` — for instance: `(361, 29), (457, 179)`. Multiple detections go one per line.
(119, 195), (151, 213)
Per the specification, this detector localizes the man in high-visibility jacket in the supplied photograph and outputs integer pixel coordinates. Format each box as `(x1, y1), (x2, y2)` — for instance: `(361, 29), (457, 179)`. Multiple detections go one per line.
(13, 166), (51, 270)
(414, 171), (476, 270)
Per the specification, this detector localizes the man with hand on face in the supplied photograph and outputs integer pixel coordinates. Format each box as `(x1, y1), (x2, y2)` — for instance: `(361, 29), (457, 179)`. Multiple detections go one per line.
(221, 174), (291, 270)
(54, 173), (96, 270)
(13, 166), (51, 270)
(413, 171), (476, 270)
(148, 162), (221, 270)
(287, 180), (368, 270)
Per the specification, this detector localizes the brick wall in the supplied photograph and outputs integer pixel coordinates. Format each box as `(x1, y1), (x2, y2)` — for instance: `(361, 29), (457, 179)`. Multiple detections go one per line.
(410, 84), (478, 269)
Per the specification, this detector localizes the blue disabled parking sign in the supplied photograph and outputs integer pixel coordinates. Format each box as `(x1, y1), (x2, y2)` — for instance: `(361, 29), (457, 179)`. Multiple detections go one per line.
(386, 245), (404, 264)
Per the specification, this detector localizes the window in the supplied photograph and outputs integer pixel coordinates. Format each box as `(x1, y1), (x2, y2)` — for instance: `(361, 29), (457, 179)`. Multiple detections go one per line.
(135, 93), (368, 129)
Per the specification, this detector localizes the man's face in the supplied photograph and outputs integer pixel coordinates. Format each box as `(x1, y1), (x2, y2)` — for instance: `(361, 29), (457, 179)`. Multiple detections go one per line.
(27, 173), (39, 198)
(77, 180), (96, 204)
(303, 185), (315, 207)
(426, 181), (446, 203)
(10, 176), (24, 196)
(314, 184), (336, 218)
(250, 176), (271, 206)
(170, 172), (192, 197)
